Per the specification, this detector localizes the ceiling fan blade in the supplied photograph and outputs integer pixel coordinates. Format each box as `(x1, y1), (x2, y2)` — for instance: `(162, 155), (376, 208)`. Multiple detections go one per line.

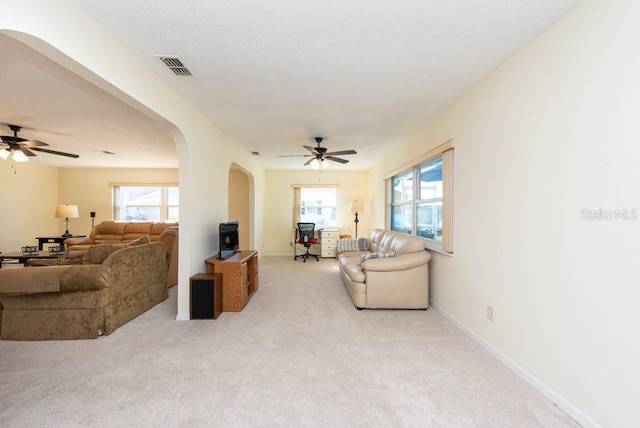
(22, 139), (49, 147)
(326, 149), (357, 156)
(303, 145), (320, 155)
(303, 157), (315, 166)
(1, 135), (25, 144)
(21, 147), (37, 157)
(30, 147), (79, 158)
(278, 154), (313, 158)
(325, 156), (349, 164)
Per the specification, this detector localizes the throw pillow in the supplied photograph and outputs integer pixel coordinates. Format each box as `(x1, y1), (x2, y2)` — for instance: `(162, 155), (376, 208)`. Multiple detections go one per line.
(336, 237), (369, 254)
(82, 243), (126, 264)
(128, 236), (151, 246)
(360, 251), (396, 262)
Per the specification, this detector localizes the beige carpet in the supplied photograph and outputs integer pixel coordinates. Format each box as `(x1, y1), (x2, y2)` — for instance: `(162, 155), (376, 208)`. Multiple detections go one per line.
(0, 256), (578, 427)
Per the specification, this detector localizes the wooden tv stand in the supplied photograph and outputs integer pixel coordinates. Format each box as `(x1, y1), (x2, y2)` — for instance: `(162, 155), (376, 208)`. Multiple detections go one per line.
(204, 250), (258, 312)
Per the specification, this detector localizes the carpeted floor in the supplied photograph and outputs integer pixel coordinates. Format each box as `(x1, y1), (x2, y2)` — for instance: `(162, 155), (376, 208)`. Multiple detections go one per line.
(0, 256), (578, 427)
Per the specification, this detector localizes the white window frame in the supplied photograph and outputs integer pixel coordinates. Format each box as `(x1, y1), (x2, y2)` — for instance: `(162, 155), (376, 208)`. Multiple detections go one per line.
(292, 185), (339, 229)
(385, 140), (454, 253)
(112, 184), (179, 222)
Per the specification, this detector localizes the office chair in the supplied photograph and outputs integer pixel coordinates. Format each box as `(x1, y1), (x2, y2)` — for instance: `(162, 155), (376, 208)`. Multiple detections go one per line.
(295, 222), (319, 262)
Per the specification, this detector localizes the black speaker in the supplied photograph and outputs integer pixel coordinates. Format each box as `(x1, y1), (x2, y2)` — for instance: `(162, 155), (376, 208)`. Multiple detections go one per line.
(190, 273), (222, 319)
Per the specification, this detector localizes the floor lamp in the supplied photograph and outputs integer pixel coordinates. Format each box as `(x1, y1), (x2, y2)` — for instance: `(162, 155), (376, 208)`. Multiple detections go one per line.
(55, 204), (79, 237)
(348, 200), (364, 238)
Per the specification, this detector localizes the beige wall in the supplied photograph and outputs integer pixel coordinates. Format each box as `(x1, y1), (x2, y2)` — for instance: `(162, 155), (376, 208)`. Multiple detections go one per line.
(263, 169), (370, 255)
(58, 168), (178, 236)
(0, 161), (59, 250)
(0, 167), (178, 250)
(369, 1), (638, 426)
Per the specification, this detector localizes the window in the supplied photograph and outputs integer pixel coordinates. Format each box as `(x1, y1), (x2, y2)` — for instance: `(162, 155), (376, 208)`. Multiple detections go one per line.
(387, 140), (453, 253)
(113, 185), (179, 222)
(293, 186), (338, 228)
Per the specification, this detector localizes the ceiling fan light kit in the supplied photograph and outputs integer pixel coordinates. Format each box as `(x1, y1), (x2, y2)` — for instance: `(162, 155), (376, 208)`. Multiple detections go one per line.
(310, 158), (330, 170)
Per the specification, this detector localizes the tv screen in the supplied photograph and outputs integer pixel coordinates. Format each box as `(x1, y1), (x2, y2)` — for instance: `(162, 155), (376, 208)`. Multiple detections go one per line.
(218, 221), (240, 259)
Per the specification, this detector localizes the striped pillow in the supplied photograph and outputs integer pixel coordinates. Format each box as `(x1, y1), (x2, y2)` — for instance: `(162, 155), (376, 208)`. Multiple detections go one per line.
(336, 238), (369, 254)
(360, 251), (396, 262)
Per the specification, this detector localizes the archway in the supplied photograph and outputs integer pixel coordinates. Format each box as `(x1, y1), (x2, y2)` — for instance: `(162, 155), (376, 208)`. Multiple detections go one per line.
(228, 164), (253, 251)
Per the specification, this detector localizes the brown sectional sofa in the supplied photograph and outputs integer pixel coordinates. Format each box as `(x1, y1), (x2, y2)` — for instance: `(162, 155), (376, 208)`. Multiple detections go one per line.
(0, 240), (169, 340)
(65, 221), (177, 250)
(65, 221), (178, 287)
(336, 229), (431, 309)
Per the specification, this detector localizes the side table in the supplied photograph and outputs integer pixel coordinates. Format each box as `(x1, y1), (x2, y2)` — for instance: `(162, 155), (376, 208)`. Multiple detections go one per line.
(35, 235), (86, 251)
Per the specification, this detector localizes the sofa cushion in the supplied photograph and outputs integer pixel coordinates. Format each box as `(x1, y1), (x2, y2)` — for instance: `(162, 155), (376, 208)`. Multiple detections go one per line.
(123, 222), (153, 241)
(82, 236), (151, 264)
(150, 223), (176, 241)
(94, 221), (127, 244)
(360, 251), (396, 262)
(60, 264), (108, 292)
(336, 238), (369, 254)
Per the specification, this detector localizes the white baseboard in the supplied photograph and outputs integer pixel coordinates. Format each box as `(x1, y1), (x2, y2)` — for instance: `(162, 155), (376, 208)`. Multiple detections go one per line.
(175, 313), (190, 321)
(429, 300), (600, 428)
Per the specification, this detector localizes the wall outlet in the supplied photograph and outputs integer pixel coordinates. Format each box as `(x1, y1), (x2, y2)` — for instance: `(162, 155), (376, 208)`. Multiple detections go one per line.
(487, 305), (494, 322)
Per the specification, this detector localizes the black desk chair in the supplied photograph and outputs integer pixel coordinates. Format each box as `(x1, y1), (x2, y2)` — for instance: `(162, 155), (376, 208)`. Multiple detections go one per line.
(295, 222), (319, 262)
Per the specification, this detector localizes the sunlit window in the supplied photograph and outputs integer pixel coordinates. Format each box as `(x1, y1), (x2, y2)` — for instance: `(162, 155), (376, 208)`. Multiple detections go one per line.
(387, 140), (453, 253)
(113, 185), (179, 222)
(299, 187), (337, 227)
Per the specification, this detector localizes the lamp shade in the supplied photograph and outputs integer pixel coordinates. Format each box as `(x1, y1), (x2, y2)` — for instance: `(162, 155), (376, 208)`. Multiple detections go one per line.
(55, 204), (79, 219)
(348, 200), (364, 214)
(12, 150), (29, 163)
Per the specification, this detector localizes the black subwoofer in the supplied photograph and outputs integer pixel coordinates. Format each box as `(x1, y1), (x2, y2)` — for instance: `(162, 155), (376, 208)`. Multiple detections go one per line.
(190, 273), (222, 319)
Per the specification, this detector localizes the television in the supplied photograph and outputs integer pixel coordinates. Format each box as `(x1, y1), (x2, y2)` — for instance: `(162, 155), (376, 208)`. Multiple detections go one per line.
(218, 221), (240, 259)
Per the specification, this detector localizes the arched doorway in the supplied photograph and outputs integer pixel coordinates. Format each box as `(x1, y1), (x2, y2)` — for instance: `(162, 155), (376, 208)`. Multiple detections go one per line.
(228, 164), (253, 251)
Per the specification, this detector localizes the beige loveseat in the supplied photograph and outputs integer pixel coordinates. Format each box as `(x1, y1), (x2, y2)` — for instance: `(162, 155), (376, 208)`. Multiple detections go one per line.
(0, 240), (169, 340)
(65, 221), (178, 287)
(336, 229), (431, 309)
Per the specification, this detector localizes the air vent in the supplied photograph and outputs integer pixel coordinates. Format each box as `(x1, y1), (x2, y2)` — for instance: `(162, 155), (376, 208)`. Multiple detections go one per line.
(157, 56), (192, 76)
(251, 151), (260, 156)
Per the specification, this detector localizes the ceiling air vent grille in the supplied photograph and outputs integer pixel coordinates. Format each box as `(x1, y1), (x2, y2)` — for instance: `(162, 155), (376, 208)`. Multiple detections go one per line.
(157, 56), (192, 76)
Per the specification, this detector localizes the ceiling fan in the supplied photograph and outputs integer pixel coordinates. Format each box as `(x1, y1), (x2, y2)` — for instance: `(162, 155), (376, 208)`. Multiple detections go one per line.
(0, 124), (79, 162)
(279, 137), (357, 168)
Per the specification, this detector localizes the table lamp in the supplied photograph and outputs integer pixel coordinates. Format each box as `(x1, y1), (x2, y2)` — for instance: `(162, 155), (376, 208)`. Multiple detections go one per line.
(55, 204), (79, 237)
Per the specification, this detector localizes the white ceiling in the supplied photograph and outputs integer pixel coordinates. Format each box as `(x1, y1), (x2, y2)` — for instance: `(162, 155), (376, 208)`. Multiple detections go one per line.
(1, 0), (579, 170)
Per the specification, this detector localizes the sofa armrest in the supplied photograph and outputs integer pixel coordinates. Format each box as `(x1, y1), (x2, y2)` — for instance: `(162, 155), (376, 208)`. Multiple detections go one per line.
(0, 264), (108, 296)
(101, 242), (169, 296)
(361, 251), (430, 272)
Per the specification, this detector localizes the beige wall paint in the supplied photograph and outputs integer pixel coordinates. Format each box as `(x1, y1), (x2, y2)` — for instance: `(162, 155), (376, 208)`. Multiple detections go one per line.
(0, 161), (59, 250)
(58, 168), (178, 236)
(264, 169), (370, 255)
(0, 166), (177, 249)
(369, 1), (638, 426)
